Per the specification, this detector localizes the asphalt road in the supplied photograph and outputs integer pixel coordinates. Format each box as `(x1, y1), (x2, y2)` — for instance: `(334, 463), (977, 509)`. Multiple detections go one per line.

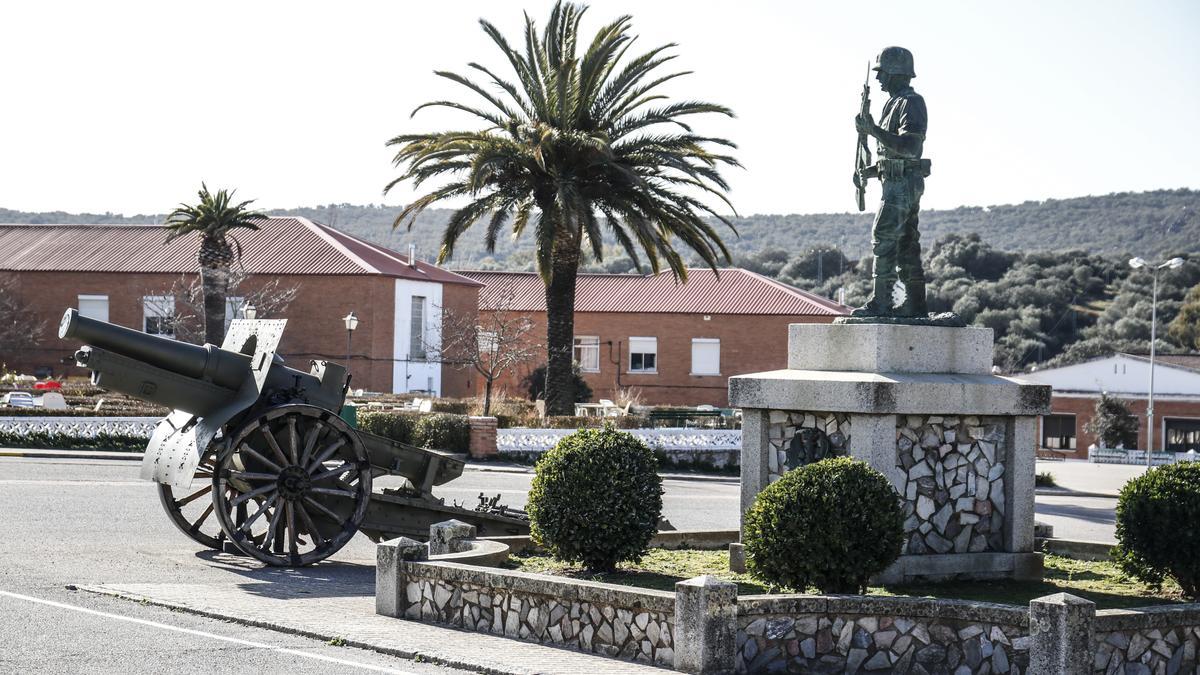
(0, 457), (1115, 673)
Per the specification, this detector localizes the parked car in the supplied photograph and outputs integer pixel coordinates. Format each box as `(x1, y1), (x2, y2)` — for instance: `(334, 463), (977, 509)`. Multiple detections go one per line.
(1, 391), (37, 408)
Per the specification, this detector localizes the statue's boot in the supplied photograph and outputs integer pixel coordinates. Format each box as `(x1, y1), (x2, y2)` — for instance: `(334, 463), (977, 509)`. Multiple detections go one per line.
(850, 278), (894, 317)
(896, 281), (928, 318)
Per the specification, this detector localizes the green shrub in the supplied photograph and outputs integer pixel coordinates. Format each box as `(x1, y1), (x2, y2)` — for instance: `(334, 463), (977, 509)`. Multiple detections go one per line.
(430, 398), (471, 415)
(522, 364), (593, 403)
(1035, 471), (1057, 487)
(540, 415), (650, 430)
(358, 411), (419, 445)
(527, 427), (663, 572)
(0, 430), (147, 452)
(413, 413), (470, 453)
(1113, 462), (1200, 599)
(743, 457), (904, 594)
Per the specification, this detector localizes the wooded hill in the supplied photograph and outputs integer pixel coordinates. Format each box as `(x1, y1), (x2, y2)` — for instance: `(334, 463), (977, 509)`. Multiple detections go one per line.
(4, 188), (1196, 270)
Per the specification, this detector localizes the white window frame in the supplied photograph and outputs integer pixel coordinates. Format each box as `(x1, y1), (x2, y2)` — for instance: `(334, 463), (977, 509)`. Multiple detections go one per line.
(628, 337), (657, 374)
(77, 294), (109, 322)
(691, 338), (721, 376)
(410, 295), (427, 360)
(142, 295), (176, 338)
(573, 335), (600, 373)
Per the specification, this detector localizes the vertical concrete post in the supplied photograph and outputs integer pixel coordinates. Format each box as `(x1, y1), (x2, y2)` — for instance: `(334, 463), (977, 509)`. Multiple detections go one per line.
(739, 408), (770, 537)
(375, 536), (428, 617)
(1006, 416), (1038, 553)
(674, 575), (737, 674)
(429, 519), (477, 556)
(848, 413), (905, 490)
(468, 416), (498, 458)
(1029, 593), (1095, 675)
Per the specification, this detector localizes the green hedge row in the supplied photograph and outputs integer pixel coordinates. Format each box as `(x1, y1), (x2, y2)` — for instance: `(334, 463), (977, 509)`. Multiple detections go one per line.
(358, 411), (471, 453)
(0, 430), (147, 452)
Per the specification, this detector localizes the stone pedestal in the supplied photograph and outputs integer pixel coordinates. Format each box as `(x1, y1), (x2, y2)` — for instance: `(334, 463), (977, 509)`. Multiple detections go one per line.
(730, 323), (1050, 583)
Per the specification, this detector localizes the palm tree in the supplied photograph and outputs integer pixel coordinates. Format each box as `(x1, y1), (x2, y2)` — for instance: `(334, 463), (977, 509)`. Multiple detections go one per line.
(164, 184), (267, 346)
(385, 1), (740, 415)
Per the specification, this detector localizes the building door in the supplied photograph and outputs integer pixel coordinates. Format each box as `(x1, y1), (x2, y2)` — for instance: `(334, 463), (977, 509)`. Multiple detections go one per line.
(1164, 418), (1200, 453)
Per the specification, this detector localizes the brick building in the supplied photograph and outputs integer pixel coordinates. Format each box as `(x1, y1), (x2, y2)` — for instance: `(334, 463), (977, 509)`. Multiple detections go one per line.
(0, 219), (481, 395)
(459, 269), (848, 407)
(1021, 353), (1200, 458)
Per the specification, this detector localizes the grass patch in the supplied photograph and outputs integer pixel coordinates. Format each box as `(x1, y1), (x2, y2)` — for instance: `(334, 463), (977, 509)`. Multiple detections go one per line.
(1035, 471), (1057, 487)
(504, 550), (1184, 609)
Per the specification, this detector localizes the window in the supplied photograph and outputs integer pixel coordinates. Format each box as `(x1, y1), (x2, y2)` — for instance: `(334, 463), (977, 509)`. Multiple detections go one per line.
(142, 296), (175, 337)
(573, 336), (600, 372)
(77, 295), (109, 322)
(1041, 414), (1077, 450)
(410, 296), (426, 360)
(1165, 419), (1200, 453)
(225, 296), (246, 331)
(691, 338), (720, 375)
(628, 337), (657, 373)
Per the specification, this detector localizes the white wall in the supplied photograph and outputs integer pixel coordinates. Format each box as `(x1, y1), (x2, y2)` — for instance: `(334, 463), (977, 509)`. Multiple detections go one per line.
(392, 278), (443, 396)
(1024, 354), (1200, 397)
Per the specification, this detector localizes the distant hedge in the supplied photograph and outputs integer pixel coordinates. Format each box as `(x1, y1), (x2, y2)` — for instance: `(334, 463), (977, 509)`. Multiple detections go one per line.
(358, 410), (470, 453)
(0, 430), (147, 452)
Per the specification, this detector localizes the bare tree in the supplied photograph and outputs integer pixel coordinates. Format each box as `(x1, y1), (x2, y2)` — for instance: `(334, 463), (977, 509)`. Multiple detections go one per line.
(436, 290), (541, 415)
(0, 273), (48, 356)
(147, 268), (300, 344)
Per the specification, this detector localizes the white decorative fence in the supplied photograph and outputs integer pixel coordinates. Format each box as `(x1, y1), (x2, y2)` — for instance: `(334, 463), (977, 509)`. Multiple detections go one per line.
(497, 427), (741, 454)
(0, 416), (158, 438)
(1088, 446), (1200, 466)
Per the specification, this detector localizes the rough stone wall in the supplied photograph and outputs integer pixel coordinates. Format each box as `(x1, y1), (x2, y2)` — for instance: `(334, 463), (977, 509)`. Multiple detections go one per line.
(1093, 625), (1200, 674)
(736, 612), (1030, 674)
(402, 575), (675, 667)
(897, 415), (1007, 555)
(766, 410), (851, 482)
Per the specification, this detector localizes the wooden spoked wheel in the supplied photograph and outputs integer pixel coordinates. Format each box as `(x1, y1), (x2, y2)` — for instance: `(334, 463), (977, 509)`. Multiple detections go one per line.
(158, 448), (228, 551)
(212, 404), (371, 567)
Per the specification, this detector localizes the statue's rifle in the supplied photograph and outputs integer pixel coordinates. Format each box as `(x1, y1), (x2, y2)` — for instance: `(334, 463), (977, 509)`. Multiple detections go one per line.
(854, 62), (872, 212)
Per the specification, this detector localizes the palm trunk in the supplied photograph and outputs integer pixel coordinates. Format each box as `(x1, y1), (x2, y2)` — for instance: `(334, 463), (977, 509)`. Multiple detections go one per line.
(543, 235), (580, 417)
(200, 264), (229, 346)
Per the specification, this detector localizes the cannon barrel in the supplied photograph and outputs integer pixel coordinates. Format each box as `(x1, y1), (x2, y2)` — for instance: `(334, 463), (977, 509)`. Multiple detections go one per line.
(59, 308), (248, 391)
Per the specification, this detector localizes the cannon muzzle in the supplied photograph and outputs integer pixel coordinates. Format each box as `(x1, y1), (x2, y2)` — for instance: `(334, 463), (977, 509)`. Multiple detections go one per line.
(60, 308), (248, 391)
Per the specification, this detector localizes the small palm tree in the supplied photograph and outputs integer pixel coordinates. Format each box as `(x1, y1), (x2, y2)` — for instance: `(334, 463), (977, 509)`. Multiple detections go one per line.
(164, 184), (267, 346)
(385, 1), (739, 415)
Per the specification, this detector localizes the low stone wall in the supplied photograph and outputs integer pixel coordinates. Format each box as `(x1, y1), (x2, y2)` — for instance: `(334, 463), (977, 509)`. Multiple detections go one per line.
(736, 595), (1029, 673)
(1094, 605), (1200, 673)
(386, 559), (677, 667)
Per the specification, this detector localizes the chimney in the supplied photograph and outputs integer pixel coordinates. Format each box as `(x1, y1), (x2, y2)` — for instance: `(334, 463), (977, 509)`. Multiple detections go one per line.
(408, 244), (416, 267)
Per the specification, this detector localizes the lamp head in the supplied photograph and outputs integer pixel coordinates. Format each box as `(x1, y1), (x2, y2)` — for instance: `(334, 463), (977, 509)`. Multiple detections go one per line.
(1165, 257), (1185, 269)
(343, 312), (359, 331)
(243, 304), (257, 320)
(1128, 257), (1147, 269)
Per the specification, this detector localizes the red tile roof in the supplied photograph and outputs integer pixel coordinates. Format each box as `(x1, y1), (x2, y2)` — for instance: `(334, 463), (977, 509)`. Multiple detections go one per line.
(0, 218), (481, 286)
(460, 269), (849, 316)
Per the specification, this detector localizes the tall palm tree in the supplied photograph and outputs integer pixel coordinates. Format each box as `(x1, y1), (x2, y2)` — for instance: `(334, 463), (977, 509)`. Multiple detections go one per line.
(385, 1), (740, 415)
(164, 184), (267, 346)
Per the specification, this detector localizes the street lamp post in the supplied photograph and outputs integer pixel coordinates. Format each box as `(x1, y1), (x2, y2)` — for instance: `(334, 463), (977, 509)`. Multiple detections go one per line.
(343, 311), (359, 376)
(1128, 256), (1185, 467)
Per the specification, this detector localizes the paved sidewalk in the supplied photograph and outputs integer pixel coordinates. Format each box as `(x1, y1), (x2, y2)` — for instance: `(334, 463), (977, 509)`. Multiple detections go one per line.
(83, 582), (668, 675)
(1034, 459), (1148, 498)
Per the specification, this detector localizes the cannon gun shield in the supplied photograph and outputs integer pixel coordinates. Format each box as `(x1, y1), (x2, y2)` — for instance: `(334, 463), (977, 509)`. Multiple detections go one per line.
(140, 319), (288, 490)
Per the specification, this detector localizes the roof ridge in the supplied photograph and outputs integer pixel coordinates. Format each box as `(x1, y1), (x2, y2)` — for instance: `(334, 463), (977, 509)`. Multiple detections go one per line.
(299, 217), (380, 275)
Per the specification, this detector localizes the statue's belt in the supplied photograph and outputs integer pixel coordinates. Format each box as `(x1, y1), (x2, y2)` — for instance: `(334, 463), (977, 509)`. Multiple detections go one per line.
(861, 158), (932, 180)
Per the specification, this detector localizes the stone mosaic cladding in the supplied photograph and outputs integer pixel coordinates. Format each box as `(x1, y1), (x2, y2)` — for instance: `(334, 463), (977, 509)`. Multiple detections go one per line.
(766, 410), (850, 482)
(402, 574), (675, 667)
(736, 611), (1030, 673)
(897, 415), (1007, 555)
(1093, 625), (1200, 674)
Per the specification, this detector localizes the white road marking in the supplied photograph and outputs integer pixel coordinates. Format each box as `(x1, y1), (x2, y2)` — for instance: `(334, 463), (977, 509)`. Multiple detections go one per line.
(0, 590), (420, 674)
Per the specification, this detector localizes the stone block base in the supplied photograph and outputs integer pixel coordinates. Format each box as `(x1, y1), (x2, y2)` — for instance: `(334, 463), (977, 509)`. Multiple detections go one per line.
(873, 552), (1044, 584)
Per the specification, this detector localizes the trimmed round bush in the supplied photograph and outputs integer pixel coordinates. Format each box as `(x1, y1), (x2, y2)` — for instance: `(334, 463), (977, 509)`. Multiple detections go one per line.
(743, 457), (904, 594)
(527, 427), (663, 572)
(1113, 461), (1200, 599)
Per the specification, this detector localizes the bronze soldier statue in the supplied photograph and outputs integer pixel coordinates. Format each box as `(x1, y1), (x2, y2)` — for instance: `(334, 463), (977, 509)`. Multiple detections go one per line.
(851, 46), (933, 319)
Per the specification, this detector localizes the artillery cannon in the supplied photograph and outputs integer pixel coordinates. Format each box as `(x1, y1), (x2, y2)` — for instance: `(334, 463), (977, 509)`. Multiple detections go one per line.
(59, 308), (528, 566)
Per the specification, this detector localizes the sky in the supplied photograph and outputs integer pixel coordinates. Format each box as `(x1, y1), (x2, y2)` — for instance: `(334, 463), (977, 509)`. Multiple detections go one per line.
(1, 0), (1197, 218)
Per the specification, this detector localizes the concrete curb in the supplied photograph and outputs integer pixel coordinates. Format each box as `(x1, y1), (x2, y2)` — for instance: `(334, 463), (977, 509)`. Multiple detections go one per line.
(1035, 487), (1119, 499)
(0, 448), (143, 461)
(80, 585), (525, 675)
(1036, 537), (1116, 562)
